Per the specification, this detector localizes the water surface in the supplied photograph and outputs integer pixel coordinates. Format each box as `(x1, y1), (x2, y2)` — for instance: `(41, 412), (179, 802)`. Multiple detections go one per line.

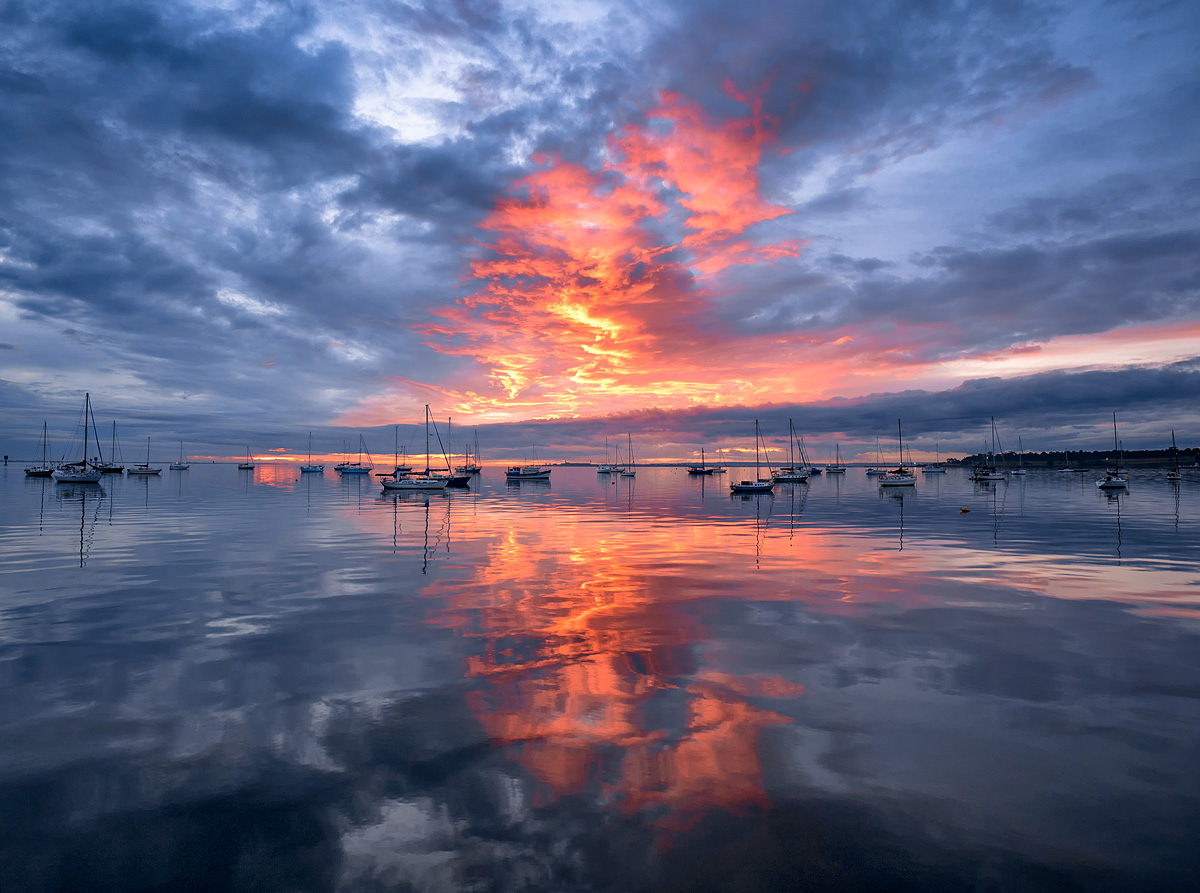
(1, 464), (1198, 891)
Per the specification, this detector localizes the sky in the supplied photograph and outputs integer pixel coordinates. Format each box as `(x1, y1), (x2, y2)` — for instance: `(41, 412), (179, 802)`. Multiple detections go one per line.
(1, 0), (1198, 464)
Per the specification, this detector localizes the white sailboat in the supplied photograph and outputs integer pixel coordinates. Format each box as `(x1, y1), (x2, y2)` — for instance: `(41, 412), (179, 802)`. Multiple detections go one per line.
(772, 420), (810, 482)
(169, 441), (190, 470)
(879, 419), (917, 487)
(52, 393), (103, 483)
(336, 435), (373, 474)
(382, 406), (449, 490)
(730, 420), (775, 493)
(300, 432), (324, 473)
(597, 436), (616, 473)
(864, 437), (886, 476)
(238, 448), (255, 470)
(1096, 413), (1129, 490)
(1167, 430), (1182, 482)
(824, 443), (846, 474)
(1011, 436), (1027, 475)
(620, 434), (636, 477)
(128, 437), (162, 474)
(922, 443), (947, 474)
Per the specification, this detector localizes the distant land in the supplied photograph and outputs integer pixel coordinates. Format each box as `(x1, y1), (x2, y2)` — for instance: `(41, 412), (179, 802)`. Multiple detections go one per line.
(954, 448), (1197, 468)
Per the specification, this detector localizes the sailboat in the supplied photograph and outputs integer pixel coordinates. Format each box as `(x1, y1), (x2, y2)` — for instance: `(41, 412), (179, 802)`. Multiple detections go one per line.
(620, 434), (636, 477)
(801, 438), (821, 476)
(969, 418), (1007, 481)
(127, 437), (162, 474)
(169, 441), (190, 471)
(864, 437), (886, 476)
(824, 444), (846, 474)
(1011, 437), (1027, 475)
(382, 406), (449, 490)
(51, 393), (103, 483)
(597, 436), (616, 474)
(436, 417), (472, 485)
(300, 432), (324, 473)
(1167, 431), (1182, 482)
(1096, 414), (1129, 490)
(238, 448), (255, 470)
(879, 419), (917, 487)
(730, 420), (775, 492)
(336, 435), (373, 474)
(687, 448), (716, 475)
(922, 443), (947, 474)
(98, 421), (125, 473)
(25, 422), (54, 477)
(505, 443), (552, 480)
(773, 420), (810, 482)
(456, 430), (482, 475)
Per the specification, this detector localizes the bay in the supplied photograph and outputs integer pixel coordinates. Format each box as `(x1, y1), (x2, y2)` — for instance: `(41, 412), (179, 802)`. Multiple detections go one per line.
(1, 464), (1198, 891)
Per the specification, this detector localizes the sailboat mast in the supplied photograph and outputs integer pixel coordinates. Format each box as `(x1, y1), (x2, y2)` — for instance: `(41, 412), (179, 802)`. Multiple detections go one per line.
(897, 418), (903, 467)
(1113, 412), (1119, 473)
(424, 404), (431, 473)
(83, 393), (90, 466)
(755, 420), (761, 477)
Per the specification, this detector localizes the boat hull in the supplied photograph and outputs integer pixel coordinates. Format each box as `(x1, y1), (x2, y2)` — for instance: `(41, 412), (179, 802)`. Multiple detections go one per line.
(506, 467), (550, 480)
(52, 469), (102, 483)
(381, 477), (447, 491)
(730, 480), (774, 492)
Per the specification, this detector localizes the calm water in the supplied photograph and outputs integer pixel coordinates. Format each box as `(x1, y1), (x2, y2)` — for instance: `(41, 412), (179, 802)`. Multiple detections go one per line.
(1, 464), (1198, 891)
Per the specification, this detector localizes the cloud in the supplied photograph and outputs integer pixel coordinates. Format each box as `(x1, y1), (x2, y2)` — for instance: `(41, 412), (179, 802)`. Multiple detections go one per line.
(1, 0), (1198, 462)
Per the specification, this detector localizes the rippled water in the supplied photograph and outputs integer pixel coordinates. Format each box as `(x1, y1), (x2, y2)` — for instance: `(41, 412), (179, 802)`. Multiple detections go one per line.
(1, 464), (1198, 891)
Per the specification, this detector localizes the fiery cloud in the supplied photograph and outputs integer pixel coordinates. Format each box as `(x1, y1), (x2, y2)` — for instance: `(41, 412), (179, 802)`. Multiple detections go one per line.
(414, 87), (815, 421)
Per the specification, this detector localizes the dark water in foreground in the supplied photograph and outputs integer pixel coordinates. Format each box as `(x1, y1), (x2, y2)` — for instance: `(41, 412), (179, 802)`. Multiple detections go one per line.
(1, 464), (1198, 891)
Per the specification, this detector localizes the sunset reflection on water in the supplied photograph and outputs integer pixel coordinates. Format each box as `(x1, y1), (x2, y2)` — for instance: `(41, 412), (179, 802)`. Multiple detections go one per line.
(332, 469), (1200, 835)
(4, 466), (1198, 892)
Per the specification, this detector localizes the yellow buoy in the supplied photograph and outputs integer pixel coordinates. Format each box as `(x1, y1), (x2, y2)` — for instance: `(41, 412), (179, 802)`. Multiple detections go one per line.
(961, 507), (970, 513)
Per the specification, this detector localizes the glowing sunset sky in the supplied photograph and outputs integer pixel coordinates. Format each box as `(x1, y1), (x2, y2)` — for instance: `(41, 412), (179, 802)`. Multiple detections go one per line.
(0, 0), (1197, 461)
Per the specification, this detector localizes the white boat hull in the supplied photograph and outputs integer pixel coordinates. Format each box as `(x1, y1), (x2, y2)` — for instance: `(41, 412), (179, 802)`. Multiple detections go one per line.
(730, 480), (774, 492)
(381, 477), (448, 491)
(52, 469), (102, 483)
